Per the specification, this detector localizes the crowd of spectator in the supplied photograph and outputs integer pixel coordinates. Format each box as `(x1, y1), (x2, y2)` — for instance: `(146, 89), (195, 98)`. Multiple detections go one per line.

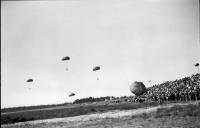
(142, 73), (200, 103)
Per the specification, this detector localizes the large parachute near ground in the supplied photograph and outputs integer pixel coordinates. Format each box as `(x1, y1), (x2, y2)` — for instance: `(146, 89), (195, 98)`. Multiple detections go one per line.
(130, 81), (146, 96)
(93, 66), (100, 71)
(26, 79), (33, 82)
(69, 93), (75, 97)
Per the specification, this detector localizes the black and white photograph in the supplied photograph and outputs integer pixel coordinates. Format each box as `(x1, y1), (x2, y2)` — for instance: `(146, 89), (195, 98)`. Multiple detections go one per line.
(1, 0), (200, 127)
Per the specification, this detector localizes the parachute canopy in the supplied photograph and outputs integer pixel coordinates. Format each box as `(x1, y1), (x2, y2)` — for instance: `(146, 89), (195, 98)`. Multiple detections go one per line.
(27, 79), (33, 82)
(130, 81), (146, 96)
(195, 63), (199, 67)
(69, 93), (75, 97)
(93, 66), (100, 71)
(61, 56), (70, 61)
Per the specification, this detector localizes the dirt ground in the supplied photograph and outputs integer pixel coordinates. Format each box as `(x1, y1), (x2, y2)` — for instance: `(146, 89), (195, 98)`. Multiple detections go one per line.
(2, 101), (200, 128)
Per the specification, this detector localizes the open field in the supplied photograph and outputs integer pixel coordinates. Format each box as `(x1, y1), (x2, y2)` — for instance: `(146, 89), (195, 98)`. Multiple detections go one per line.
(2, 101), (200, 128)
(1, 101), (160, 124)
(1, 103), (72, 114)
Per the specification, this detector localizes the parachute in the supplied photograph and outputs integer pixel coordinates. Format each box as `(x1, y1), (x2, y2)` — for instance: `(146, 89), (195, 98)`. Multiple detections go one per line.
(93, 66), (100, 71)
(195, 63), (199, 73)
(61, 56), (70, 61)
(27, 79), (33, 82)
(26, 79), (33, 90)
(130, 81), (146, 96)
(92, 66), (101, 80)
(61, 56), (70, 71)
(195, 63), (199, 67)
(69, 93), (75, 97)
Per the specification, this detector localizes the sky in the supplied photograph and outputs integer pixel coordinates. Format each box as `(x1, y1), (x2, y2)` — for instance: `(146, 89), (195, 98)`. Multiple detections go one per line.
(1, 0), (200, 108)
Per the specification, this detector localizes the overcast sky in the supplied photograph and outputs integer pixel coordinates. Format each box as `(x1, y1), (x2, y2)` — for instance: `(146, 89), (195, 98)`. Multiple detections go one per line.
(1, 0), (200, 108)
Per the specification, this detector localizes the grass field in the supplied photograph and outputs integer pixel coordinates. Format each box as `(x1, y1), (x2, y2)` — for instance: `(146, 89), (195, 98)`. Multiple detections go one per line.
(1, 101), (200, 128)
(1, 101), (160, 124)
(132, 101), (200, 119)
(1, 103), (72, 113)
